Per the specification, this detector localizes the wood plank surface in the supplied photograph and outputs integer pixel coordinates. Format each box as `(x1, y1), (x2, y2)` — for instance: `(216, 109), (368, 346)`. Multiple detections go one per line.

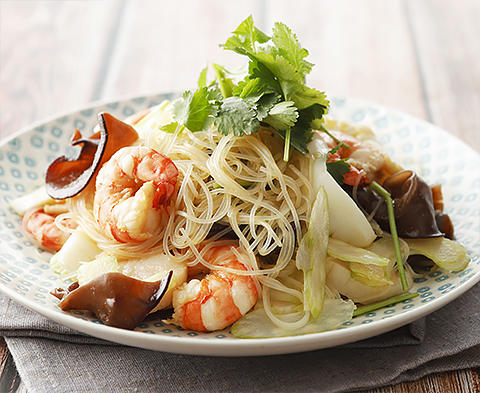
(263, 0), (427, 120)
(0, 1), (479, 392)
(98, 0), (265, 98)
(0, 0), (123, 140)
(407, 0), (480, 147)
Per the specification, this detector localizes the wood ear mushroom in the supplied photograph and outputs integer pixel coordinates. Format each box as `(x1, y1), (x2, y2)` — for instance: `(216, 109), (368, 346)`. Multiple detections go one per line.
(346, 170), (446, 239)
(52, 271), (173, 330)
(45, 112), (138, 199)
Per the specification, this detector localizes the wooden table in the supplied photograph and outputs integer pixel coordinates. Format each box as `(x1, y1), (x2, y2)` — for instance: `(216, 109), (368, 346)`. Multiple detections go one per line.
(1, 1), (479, 391)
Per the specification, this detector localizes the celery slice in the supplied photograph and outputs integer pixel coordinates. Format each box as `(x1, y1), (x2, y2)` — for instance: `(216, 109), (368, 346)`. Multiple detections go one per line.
(77, 253), (118, 285)
(296, 186), (329, 318)
(327, 238), (389, 266)
(405, 237), (470, 271)
(77, 253), (118, 286)
(350, 263), (394, 286)
(232, 298), (355, 338)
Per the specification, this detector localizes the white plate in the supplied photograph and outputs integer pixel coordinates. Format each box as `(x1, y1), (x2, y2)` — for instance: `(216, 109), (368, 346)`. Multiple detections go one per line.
(1, 93), (479, 356)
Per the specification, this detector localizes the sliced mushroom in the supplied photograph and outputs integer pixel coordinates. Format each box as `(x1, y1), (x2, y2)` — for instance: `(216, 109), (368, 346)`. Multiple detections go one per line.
(344, 170), (444, 238)
(54, 271), (173, 330)
(382, 170), (443, 238)
(45, 112), (139, 199)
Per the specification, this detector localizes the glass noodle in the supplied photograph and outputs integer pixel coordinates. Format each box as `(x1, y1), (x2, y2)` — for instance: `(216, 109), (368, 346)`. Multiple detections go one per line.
(60, 101), (318, 329)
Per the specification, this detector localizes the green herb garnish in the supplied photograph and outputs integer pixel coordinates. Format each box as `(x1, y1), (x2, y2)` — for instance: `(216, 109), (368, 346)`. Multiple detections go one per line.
(371, 181), (409, 291)
(326, 159), (351, 184)
(162, 15), (329, 161)
(352, 292), (419, 317)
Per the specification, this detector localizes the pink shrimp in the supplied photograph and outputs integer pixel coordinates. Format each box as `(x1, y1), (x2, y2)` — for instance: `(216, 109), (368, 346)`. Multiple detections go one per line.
(94, 145), (178, 243)
(170, 245), (259, 332)
(322, 130), (390, 186)
(23, 208), (77, 251)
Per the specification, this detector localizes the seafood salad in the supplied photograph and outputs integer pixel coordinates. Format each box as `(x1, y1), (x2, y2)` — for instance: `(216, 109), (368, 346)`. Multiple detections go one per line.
(10, 17), (470, 338)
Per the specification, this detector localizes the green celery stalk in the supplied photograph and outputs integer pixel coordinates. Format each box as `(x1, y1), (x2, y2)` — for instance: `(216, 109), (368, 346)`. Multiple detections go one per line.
(370, 181), (409, 291)
(353, 292), (419, 317)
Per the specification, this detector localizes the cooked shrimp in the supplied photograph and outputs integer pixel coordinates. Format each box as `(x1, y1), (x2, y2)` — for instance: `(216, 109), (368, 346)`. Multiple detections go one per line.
(94, 146), (178, 243)
(321, 130), (399, 185)
(169, 245), (259, 331)
(23, 207), (77, 251)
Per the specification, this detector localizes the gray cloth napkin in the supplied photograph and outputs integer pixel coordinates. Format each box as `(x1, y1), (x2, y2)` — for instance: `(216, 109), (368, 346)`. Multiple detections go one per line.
(1, 282), (479, 393)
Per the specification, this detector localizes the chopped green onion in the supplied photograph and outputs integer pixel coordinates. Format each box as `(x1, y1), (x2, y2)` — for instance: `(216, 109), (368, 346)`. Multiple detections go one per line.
(353, 292), (419, 317)
(371, 181), (409, 291)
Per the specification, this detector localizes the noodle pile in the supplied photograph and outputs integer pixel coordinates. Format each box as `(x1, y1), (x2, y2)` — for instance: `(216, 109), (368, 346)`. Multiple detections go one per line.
(61, 101), (318, 329)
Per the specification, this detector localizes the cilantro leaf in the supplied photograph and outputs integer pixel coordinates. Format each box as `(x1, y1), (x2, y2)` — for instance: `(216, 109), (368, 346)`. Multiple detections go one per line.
(215, 96), (259, 136)
(252, 52), (303, 84)
(296, 103), (328, 128)
(171, 16), (330, 161)
(326, 160), (351, 185)
(198, 66), (208, 88)
(286, 104), (328, 153)
(255, 93), (279, 121)
(271, 22), (313, 79)
(263, 101), (298, 131)
(235, 77), (271, 101)
(160, 122), (180, 133)
(280, 82), (329, 110)
(221, 17), (329, 158)
(222, 15), (270, 54)
(170, 87), (221, 132)
(247, 57), (283, 96)
(234, 78), (279, 120)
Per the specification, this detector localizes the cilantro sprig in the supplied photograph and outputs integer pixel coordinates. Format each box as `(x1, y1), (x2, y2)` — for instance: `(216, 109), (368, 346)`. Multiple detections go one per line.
(161, 16), (330, 161)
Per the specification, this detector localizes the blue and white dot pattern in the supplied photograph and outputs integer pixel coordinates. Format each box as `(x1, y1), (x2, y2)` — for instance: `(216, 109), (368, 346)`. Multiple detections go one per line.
(0, 94), (479, 347)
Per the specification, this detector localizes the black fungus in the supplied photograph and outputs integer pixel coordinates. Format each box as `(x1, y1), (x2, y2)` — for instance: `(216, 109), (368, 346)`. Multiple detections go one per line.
(53, 271), (173, 330)
(344, 170), (444, 238)
(45, 112), (138, 199)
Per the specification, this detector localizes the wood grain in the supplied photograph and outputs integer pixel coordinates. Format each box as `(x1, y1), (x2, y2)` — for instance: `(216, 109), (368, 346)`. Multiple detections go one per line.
(0, 1), (479, 392)
(406, 0), (480, 149)
(0, 0), (122, 140)
(0, 338), (20, 393)
(0, 340), (478, 392)
(97, 0), (265, 98)
(262, 0), (428, 120)
(370, 369), (480, 392)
